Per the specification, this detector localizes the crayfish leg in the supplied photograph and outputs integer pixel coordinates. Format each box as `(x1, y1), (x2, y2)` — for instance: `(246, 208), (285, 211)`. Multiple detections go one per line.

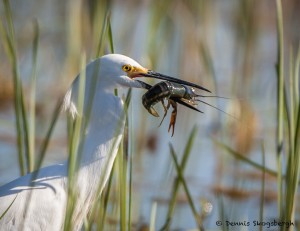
(168, 100), (177, 137)
(161, 99), (168, 113)
(159, 100), (170, 127)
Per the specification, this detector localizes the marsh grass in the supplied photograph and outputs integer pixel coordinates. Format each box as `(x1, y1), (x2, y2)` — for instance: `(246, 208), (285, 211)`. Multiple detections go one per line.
(168, 142), (203, 230)
(275, 0), (300, 228)
(259, 143), (266, 231)
(1, 0), (27, 176)
(282, 44), (300, 230)
(160, 126), (198, 230)
(0, 0), (131, 229)
(0, 194), (17, 220)
(28, 19), (39, 172)
(275, 0), (285, 222)
(1, 0), (300, 230)
(63, 55), (86, 231)
(217, 1), (300, 230)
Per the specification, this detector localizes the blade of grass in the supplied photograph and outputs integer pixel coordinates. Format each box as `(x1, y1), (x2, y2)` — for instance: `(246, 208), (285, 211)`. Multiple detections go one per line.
(64, 54), (86, 231)
(149, 202), (157, 231)
(118, 141), (127, 231)
(128, 97), (133, 231)
(120, 89), (132, 231)
(168, 143), (203, 230)
(295, 44), (300, 108)
(107, 17), (130, 231)
(285, 48), (295, 223)
(95, 38), (116, 231)
(284, 44), (300, 229)
(294, 45), (300, 149)
(28, 19), (39, 172)
(275, 0), (284, 220)
(294, 100), (300, 188)
(36, 97), (64, 168)
(160, 126), (198, 230)
(2, 0), (34, 176)
(213, 140), (278, 177)
(2, 11), (64, 226)
(0, 195), (17, 220)
(90, 89), (131, 230)
(20, 88), (30, 173)
(217, 196), (228, 231)
(119, 92), (132, 231)
(95, 162), (115, 231)
(86, 8), (117, 229)
(199, 41), (217, 91)
(259, 142), (265, 231)
(95, 11), (109, 58)
(1, 0), (26, 176)
(107, 14), (114, 54)
(94, 0), (111, 58)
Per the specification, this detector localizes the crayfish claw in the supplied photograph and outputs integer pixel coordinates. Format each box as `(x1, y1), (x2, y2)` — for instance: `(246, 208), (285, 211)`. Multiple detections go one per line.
(148, 107), (159, 117)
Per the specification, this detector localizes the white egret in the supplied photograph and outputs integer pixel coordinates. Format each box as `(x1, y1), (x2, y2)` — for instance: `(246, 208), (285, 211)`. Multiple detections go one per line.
(0, 54), (209, 231)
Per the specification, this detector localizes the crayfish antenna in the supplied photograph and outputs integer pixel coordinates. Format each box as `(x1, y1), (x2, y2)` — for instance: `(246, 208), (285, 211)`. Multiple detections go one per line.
(194, 94), (239, 120)
(195, 94), (232, 100)
(175, 98), (203, 113)
(195, 99), (238, 120)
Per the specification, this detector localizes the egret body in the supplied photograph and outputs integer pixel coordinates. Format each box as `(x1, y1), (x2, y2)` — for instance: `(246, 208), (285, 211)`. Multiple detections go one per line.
(0, 54), (147, 230)
(0, 54), (208, 230)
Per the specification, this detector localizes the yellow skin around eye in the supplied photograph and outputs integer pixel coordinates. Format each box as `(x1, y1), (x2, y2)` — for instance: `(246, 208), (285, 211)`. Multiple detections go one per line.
(122, 64), (148, 78)
(122, 64), (132, 72)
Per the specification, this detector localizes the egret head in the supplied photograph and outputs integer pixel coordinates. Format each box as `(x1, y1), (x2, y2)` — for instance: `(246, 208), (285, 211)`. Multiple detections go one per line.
(98, 54), (149, 89)
(64, 54), (210, 118)
(98, 54), (211, 92)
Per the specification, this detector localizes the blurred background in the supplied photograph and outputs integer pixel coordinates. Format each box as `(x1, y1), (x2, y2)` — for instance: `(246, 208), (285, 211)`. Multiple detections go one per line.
(0, 0), (300, 230)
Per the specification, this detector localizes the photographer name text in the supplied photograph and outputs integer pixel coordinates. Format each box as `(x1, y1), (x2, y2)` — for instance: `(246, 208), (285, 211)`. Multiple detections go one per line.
(216, 219), (294, 229)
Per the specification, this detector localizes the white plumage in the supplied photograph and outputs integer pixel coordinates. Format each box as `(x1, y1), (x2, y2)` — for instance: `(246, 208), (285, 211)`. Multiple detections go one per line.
(0, 53), (205, 230)
(0, 54), (147, 231)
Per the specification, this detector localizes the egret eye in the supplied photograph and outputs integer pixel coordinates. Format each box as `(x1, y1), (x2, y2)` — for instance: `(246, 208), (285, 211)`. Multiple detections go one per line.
(122, 64), (132, 72)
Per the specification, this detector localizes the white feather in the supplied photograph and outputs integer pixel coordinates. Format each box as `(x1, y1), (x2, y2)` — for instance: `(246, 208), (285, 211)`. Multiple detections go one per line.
(0, 54), (144, 230)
